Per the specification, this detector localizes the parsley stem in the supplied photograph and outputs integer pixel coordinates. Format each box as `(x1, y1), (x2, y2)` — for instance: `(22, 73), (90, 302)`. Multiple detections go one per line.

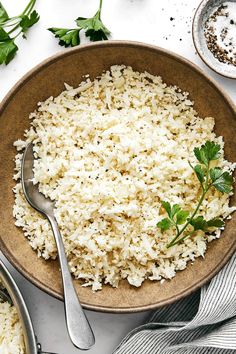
(1, 20), (20, 28)
(99, 0), (103, 12)
(6, 0), (37, 36)
(174, 223), (180, 235)
(2, 0), (36, 28)
(179, 189), (207, 234)
(167, 188), (209, 248)
(0, 17), (18, 26)
(170, 230), (196, 247)
(13, 31), (23, 40)
(7, 22), (21, 35)
(167, 163), (211, 248)
(21, 0), (36, 17)
(97, 0), (103, 18)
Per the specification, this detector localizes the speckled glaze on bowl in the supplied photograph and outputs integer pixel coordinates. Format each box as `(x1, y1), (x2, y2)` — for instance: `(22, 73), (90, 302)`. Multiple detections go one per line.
(0, 41), (236, 313)
(193, 0), (236, 79)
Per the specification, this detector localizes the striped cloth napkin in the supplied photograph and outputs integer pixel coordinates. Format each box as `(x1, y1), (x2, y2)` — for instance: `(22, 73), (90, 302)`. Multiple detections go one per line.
(114, 252), (236, 354)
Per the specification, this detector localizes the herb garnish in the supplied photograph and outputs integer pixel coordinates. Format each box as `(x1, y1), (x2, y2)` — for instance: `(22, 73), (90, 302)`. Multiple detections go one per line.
(48, 0), (110, 48)
(0, 0), (39, 65)
(48, 28), (81, 48)
(157, 141), (233, 248)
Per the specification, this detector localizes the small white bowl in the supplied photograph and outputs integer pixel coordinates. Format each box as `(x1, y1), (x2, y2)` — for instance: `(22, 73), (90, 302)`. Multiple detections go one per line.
(193, 0), (236, 79)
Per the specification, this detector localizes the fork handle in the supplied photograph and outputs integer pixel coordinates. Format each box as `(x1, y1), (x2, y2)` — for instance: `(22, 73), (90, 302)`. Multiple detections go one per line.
(48, 215), (95, 350)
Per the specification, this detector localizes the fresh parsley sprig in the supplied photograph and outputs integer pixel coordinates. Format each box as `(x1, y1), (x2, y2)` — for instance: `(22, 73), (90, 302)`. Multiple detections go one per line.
(76, 0), (110, 41)
(48, 28), (81, 48)
(48, 0), (110, 48)
(0, 0), (39, 65)
(157, 141), (233, 248)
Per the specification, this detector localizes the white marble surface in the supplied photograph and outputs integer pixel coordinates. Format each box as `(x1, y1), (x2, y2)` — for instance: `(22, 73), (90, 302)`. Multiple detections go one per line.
(0, 0), (235, 353)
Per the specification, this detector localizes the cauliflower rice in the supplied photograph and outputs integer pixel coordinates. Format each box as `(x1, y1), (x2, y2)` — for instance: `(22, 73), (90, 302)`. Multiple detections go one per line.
(13, 65), (235, 291)
(0, 281), (25, 354)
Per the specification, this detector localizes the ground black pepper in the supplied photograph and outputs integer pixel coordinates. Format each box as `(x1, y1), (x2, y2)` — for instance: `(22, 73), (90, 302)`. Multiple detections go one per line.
(204, 2), (236, 66)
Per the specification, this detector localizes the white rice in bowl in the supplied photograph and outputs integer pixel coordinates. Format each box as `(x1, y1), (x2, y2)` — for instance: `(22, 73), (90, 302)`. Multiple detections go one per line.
(13, 65), (235, 291)
(0, 280), (25, 354)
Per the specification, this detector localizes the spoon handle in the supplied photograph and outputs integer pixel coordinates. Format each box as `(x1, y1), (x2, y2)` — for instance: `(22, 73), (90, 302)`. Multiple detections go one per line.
(48, 215), (95, 350)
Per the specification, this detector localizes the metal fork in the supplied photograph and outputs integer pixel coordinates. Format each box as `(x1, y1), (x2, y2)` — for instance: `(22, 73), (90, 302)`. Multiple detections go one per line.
(21, 143), (95, 350)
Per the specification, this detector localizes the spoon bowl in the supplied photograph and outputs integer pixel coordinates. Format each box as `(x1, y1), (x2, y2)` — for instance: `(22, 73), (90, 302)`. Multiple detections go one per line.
(21, 143), (55, 216)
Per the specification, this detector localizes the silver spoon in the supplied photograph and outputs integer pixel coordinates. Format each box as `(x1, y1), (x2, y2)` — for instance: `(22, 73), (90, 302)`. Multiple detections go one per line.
(21, 143), (95, 350)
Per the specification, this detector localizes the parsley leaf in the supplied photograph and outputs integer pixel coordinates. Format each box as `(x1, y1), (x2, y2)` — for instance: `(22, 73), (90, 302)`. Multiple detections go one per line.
(0, 27), (9, 41)
(0, 39), (18, 64)
(209, 167), (223, 182)
(49, 0), (110, 47)
(161, 201), (172, 217)
(190, 216), (208, 231)
(190, 216), (224, 231)
(157, 218), (172, 232)
(84, 28), (109, 41)
(207, 218), (224, 228)
(0, 0), (39, 65)
(157, 202), (189, 229)
(48, 28), (81, 47)
(171, 204), (181, 218)
(160, 201), (182, 220)
(76, 13), (110, 41)
(176, 210), (190, 225)
(20, 10), (40, 37)
(0, 2), (9, 22)
(212, 171), (233, 193)
(194, 164), (205, 184)
(194, 141), (221, 166)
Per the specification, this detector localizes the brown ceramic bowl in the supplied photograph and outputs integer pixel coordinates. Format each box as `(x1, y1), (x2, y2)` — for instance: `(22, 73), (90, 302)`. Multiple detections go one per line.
(0, 41), (236, 313)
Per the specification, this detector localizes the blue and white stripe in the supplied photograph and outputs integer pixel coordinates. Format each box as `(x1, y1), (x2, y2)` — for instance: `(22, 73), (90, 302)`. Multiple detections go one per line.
(114, 253), (236, 354)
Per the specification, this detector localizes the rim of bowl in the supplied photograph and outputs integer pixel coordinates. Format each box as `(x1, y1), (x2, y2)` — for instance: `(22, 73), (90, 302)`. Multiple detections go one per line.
(0, 40), (236, 313)
(192, 0), (236, 79)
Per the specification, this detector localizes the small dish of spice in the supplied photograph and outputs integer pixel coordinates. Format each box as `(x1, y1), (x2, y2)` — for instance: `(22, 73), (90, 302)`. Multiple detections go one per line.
(193, 0), (236, 79)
